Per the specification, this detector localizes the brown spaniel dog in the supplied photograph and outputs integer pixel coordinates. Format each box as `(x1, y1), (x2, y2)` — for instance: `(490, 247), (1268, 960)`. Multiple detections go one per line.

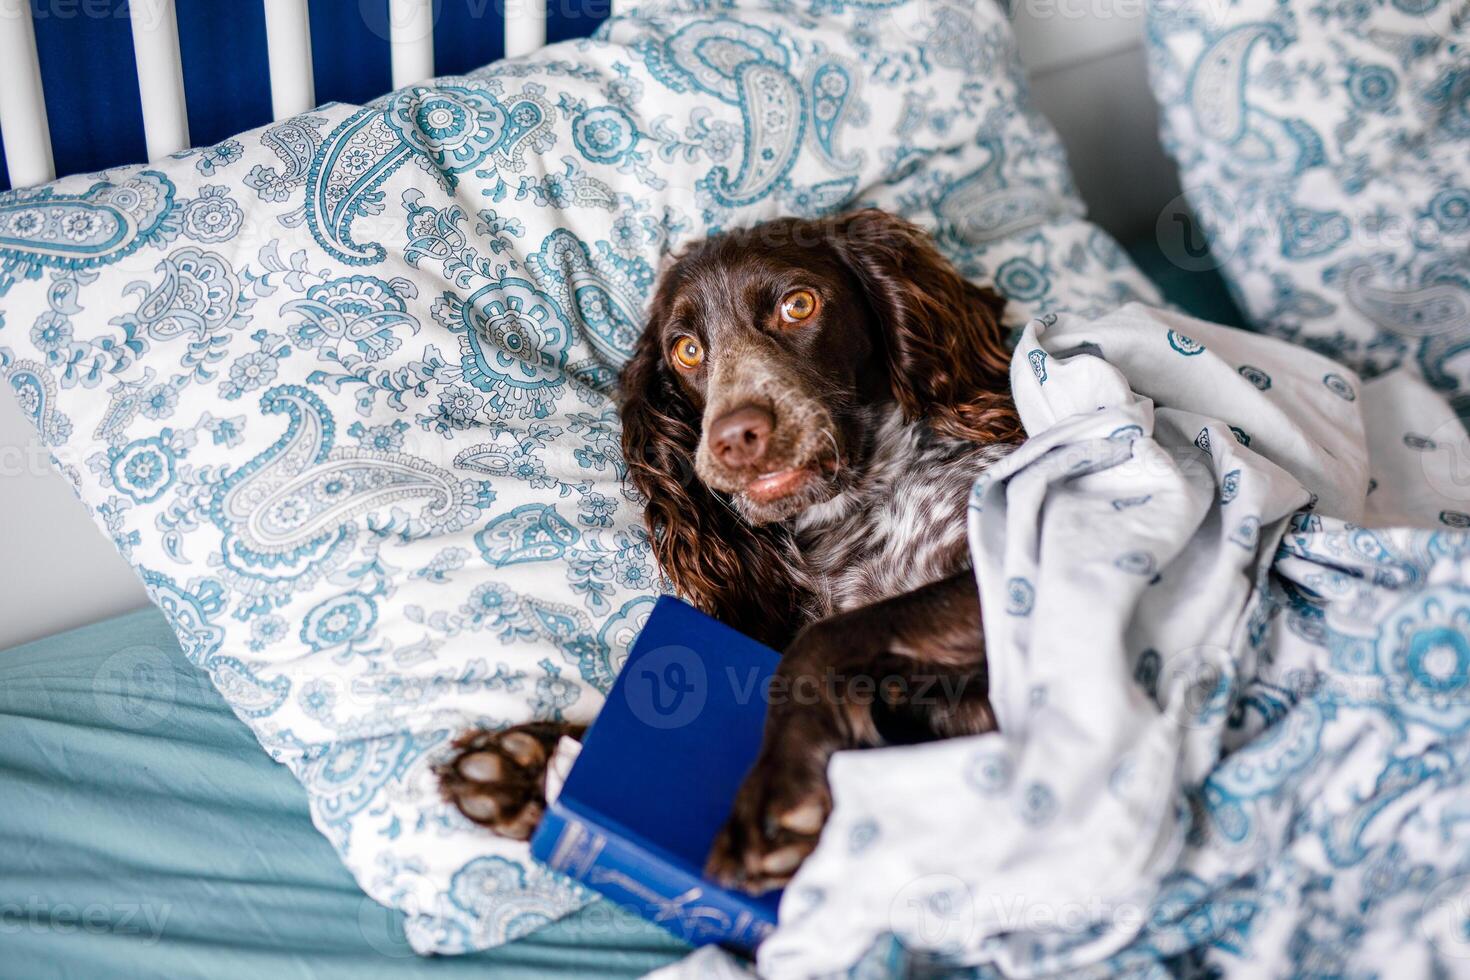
(438, 210), (1020, 894)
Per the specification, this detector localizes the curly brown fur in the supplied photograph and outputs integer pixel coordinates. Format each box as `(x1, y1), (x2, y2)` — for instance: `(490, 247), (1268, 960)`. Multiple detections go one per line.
(618, 210), (1021, 892)
(619, 329), (804, 646)
(620, 209), (1021, 647)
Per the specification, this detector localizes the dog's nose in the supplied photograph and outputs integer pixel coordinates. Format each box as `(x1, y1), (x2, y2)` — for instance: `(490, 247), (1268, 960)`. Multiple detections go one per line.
(709, 406), (774, 468)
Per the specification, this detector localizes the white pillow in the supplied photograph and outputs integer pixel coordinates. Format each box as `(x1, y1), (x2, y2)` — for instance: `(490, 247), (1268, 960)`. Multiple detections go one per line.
(0, 0), (1155, 954)
(1146, 0), (1469, 410)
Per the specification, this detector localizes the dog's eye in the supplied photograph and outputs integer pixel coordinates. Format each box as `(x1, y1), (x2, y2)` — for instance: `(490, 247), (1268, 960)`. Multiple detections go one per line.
(670, 335), (704, 370)
(779, 289), (818, 324)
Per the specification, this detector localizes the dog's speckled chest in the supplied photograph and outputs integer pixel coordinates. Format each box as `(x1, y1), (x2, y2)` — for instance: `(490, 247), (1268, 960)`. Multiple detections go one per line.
(788, 410), (1011, 619)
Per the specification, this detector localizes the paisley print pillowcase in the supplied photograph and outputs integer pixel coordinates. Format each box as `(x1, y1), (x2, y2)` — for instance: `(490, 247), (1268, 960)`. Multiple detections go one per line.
(0, 0), (1154, 955)
(1145, 1), (1469, 409)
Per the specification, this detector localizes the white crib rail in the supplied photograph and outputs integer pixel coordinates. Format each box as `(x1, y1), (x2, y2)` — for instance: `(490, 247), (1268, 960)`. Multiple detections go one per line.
(263, 0), (317, 120)
(0, 0), (56, 187)
(1, 0), (555, 189)
(129, 0), (191, 161)
(505, 0), (548, 58)
(389, 0), (436, 89)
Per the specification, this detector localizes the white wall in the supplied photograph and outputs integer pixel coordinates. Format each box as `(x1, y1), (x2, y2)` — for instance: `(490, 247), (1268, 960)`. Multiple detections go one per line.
(1012, 0), (1179, 243)
(0, 7), (1174, 650)
(0, 395), (149, 649)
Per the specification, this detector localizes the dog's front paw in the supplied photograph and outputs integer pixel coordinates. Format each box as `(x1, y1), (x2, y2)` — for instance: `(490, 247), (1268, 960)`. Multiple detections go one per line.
(705, 749), (832, 894)
(436, 722), (571, 840)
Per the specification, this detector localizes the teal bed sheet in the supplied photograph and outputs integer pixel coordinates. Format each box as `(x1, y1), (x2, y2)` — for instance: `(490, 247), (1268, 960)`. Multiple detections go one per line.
(1124, 237), (1247, 330)
(0, 609), (688, 979)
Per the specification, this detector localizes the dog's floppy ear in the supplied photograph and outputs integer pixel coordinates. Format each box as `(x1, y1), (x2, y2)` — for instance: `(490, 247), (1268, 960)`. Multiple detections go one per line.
(827, 209), (1022, 444)
(618, 278), (804, 648)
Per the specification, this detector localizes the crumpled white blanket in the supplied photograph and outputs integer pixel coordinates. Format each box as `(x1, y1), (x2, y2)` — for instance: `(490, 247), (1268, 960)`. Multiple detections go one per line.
(651, 303), (1470, 978)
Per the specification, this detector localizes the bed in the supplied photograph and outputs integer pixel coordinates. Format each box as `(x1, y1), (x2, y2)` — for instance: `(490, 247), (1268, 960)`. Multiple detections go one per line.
(0, 244), (1238, 976)
(0, 0), (1240, 973)
(10, 0), (1465, 975)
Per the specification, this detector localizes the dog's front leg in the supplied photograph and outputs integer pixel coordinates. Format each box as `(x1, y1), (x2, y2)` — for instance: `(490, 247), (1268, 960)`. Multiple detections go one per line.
(705, 571), (993, 893)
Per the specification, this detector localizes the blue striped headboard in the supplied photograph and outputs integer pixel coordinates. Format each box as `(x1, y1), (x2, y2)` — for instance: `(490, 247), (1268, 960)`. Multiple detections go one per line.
(0, 0), (608, 192)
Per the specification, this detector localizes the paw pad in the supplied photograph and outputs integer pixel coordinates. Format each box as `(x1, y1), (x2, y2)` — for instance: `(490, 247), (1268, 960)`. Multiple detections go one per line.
(435, 723), (565, 841)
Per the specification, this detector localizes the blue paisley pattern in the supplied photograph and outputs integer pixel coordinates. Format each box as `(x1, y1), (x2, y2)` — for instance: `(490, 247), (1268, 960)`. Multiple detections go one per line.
(1147, 0), (1470, 408)
(0, 0), (1155, 957)
(1111, 525), (1470, 978)
(0, 171), (177, 295)
(754, 309), (1470, 979)
(432, 278), (575, 420)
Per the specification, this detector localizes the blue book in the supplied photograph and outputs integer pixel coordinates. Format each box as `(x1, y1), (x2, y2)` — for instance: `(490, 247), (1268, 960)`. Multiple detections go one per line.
(529, 596), (783, 951)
